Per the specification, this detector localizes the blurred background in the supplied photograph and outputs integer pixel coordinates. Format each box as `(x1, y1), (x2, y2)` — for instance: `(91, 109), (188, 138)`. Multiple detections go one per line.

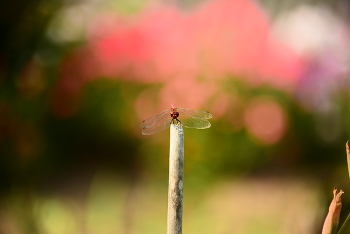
(1, 0), (350, 233)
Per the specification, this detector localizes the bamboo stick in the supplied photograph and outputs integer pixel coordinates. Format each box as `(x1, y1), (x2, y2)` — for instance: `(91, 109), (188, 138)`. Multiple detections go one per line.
(167, 123), (184, 234)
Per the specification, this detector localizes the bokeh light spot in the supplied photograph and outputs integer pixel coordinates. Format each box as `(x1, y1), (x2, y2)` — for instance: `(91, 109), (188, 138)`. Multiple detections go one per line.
(38, 198), (78, 234)
(244, 97), (287, 145)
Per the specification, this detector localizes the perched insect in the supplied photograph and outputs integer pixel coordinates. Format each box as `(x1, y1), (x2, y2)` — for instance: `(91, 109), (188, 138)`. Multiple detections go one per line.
(140, 103), (212, 135)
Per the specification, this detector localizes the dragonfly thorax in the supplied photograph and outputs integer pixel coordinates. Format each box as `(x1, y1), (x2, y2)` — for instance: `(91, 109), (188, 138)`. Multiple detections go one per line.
(170, 111), (179, 119)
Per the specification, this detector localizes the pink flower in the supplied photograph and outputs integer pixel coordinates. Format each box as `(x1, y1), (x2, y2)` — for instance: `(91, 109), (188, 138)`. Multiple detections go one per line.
(55, 0), (303, 120)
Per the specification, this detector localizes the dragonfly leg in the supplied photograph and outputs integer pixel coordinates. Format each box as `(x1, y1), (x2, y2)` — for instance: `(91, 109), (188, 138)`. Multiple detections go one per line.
(174, 119), (181, 125)
(170, 119), (182, 125)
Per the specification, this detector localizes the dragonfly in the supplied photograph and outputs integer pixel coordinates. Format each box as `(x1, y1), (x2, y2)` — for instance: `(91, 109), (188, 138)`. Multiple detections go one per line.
(140, 103), (212, 135)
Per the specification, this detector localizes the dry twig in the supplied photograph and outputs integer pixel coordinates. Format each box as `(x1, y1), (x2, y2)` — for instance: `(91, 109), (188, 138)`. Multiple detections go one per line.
(321, 187), (344, 234)
(346, 141), (350, 178)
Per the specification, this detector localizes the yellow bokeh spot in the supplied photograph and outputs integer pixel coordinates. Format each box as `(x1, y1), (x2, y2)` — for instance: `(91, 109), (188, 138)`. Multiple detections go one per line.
(38, 198), (78, 234)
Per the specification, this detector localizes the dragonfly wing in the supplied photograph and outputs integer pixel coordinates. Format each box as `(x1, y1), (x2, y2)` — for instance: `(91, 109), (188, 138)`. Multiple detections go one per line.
(181, 117), (211, 129)
(142, 120), (171, 135)
(177, 107), (212, 129)
(177, 108), (212, 119)
(140, 109), (171, 135)
(140, 109), (169, 128)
